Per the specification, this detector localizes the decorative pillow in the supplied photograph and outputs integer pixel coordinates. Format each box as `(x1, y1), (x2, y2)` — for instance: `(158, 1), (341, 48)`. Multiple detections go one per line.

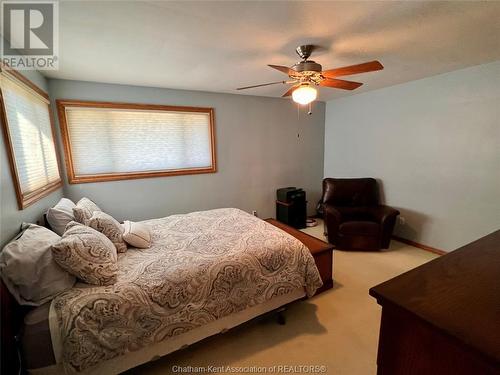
(0, 223), (76, 306)
(46, 198), (76, 235)
(122, 221), (151, 249)
(51, 221), (118, 286)
(73, 197), (102, 225)
(88, 211), (127, 253)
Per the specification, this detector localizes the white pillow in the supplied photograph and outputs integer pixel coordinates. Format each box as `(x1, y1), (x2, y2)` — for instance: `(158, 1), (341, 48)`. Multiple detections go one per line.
(46, 198), (76, 235)
(0, 223), (76, 306)
(122, 221), (151, 249)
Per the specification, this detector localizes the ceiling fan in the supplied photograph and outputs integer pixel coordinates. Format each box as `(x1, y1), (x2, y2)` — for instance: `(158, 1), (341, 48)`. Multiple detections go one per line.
(237, 45), (383, 105)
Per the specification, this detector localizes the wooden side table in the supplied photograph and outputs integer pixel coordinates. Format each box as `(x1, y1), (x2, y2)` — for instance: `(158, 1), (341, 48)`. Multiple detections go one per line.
(265, 218), (333, 295)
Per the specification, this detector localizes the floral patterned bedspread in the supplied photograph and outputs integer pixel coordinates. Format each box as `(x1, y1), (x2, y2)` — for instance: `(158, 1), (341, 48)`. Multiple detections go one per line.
(53, 208), (322, 372)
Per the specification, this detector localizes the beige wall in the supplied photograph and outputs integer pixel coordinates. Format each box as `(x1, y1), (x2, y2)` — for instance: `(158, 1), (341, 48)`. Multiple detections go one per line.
(324, 61), (500, 252)
(2, 77), (326, 245)
(47, 79), (326, 225)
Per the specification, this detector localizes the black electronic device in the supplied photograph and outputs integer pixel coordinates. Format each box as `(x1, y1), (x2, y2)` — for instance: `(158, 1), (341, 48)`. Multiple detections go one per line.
(277, 187), (305, 203)
(276, 187), (307, 228)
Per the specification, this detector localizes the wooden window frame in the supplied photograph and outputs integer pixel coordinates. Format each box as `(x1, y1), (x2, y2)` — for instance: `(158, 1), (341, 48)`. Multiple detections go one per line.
(56, 99), (217, 184)
(0, 65), (62, 209)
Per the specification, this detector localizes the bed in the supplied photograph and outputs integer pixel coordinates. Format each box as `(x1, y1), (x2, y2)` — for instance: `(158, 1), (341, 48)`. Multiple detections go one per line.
(14, 208), (322, 374)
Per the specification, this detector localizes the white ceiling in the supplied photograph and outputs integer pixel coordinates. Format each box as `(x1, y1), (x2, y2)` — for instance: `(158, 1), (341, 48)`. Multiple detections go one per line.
(43, 1), (500, 101)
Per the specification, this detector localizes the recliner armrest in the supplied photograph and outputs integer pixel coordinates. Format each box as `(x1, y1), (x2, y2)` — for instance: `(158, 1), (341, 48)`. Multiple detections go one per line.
(367, 205), (400, 249)
(324, 204), (342, 222)
(324, 205), (342, 243)
(366, 205), (400, 225)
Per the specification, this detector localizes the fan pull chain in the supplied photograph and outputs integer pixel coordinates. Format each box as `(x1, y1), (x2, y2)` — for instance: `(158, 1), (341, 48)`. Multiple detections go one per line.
(297, 103), (300, 138)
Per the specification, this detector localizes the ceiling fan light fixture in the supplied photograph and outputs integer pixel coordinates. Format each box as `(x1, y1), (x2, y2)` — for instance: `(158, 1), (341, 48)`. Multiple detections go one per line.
(292, 84), (317, 105)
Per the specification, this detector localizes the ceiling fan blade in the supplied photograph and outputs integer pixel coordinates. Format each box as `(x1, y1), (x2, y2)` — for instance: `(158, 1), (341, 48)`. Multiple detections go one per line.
(282, 85), (299, 97)
(322, 61), (383, 78)
(268, 64), (295, 76)
(236, 81), (286, 90)
(320, 78), (363, 90)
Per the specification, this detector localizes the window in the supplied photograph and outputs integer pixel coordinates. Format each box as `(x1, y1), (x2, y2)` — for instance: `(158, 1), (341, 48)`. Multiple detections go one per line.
(0, 68), (62, 209)
(57, 100), (216, 183)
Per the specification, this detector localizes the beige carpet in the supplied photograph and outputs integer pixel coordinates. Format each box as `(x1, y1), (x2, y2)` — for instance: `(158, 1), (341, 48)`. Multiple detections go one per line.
(127, 220), (438, 375)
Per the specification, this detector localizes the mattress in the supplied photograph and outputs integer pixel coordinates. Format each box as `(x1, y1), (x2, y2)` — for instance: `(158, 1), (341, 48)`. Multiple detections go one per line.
(24, 208), (322, 373)
(25, 288), (306, 375)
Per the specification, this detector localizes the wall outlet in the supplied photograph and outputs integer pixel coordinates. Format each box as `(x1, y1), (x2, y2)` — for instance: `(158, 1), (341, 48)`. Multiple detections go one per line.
(251, 210), (258, 217)
(398, 216), (406, 225)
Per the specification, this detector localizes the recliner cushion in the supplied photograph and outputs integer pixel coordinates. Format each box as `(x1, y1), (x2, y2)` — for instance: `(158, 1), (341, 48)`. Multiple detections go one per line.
(323, 178), (379, 207)
(336, 207), (373, 222)
(339, 221), (379, 236)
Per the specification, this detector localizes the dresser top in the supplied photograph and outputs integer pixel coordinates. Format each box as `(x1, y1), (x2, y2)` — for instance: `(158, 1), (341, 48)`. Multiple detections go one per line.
(370, 230), (500, 365)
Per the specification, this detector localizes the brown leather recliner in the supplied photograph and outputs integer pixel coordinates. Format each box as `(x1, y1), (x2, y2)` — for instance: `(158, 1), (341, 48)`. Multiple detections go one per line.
(320, 178), (400, 250)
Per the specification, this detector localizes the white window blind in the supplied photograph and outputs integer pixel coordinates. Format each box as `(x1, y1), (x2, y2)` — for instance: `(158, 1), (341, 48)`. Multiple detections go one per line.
(1, 73), (60, 198)
(61, 104), (215, 182)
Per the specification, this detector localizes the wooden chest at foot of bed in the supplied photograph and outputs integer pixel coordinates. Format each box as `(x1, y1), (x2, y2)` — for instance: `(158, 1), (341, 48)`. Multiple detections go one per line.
(265, 218), (333, 294)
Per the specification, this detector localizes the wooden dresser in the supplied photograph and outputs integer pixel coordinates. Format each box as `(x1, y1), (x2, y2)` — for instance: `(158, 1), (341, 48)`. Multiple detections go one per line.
(370, 230), (500, 375)
(265, 218), (333, 294)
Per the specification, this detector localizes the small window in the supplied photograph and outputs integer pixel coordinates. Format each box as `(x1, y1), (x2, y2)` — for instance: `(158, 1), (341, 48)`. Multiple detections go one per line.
(57, 100), (216, 184)
(0, 68), (62, 209)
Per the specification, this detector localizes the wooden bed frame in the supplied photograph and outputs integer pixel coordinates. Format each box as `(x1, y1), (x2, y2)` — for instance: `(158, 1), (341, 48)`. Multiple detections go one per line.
(1, 215), (53, 374)
(1, 278), (26, 374)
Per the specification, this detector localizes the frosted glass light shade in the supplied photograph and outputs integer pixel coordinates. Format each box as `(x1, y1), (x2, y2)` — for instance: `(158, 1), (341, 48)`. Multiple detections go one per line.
(292, 85), (317, 105)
